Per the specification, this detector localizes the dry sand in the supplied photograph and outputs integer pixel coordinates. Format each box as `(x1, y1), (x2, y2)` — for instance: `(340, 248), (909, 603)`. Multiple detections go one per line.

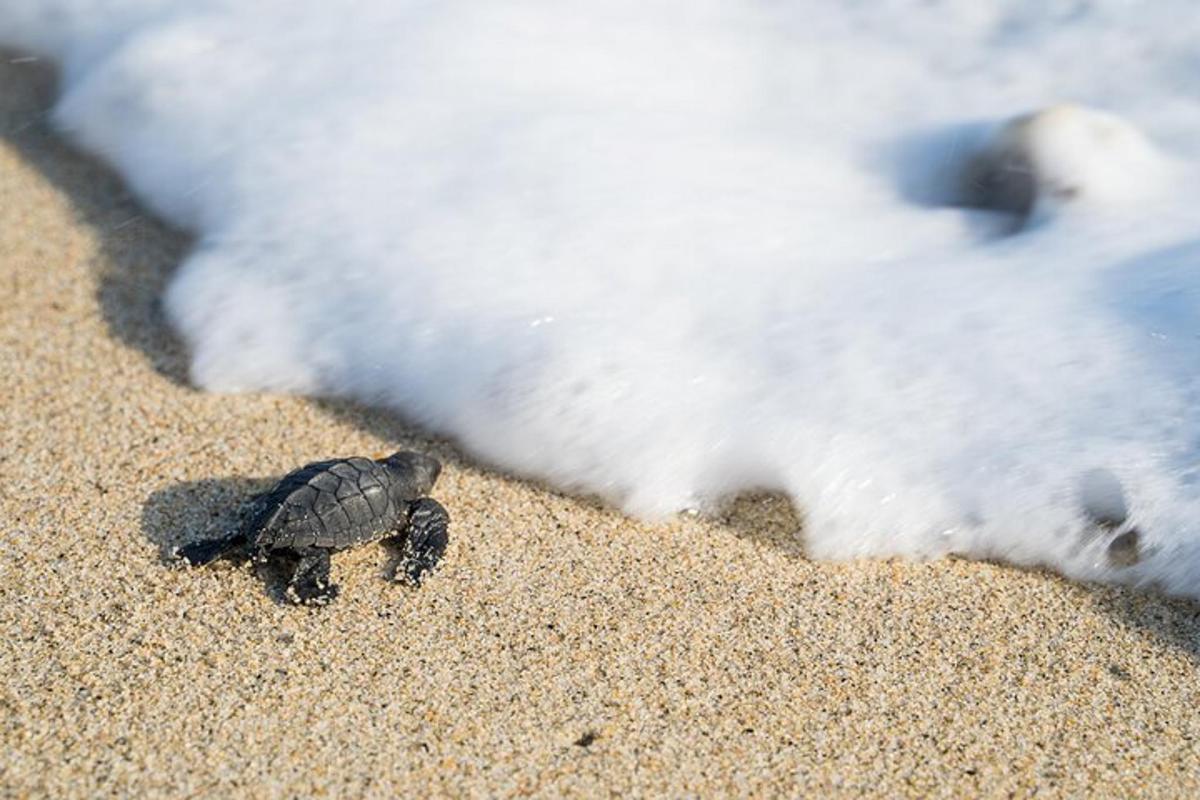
(2, 55), (1200, 798)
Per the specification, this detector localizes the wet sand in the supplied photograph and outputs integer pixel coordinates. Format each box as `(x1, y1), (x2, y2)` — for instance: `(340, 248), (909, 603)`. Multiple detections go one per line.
(2, 56), (1199, 798)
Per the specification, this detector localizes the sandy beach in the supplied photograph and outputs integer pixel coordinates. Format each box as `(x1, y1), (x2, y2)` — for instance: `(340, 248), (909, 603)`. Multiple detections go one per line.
(3, 55), (1200, 797)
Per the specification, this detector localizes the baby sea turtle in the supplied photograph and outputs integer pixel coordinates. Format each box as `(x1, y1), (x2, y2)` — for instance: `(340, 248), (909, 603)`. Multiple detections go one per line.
(174, 451), (450, 605)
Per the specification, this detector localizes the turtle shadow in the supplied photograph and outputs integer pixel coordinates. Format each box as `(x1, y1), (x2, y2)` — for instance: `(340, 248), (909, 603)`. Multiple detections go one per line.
(140, 475), (287, 603)
(140, 475), (272, 562)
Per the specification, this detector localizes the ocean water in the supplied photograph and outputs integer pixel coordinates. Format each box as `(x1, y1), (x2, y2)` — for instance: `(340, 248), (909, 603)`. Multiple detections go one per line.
(6, 1), (1200, 594)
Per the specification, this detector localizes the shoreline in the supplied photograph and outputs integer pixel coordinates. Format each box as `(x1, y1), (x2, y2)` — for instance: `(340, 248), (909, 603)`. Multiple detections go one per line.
(3, 56), (1199, 797)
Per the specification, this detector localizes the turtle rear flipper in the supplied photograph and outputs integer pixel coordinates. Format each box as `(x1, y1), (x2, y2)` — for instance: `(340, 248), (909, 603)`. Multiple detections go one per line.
(174, 489), (267, 566)
(284, 548), (339, 606)
(174, 532), (247, 567)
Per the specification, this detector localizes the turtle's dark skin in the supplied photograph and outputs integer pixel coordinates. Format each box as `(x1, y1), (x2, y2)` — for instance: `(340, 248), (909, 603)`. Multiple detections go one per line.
(174, 451), (450, 606)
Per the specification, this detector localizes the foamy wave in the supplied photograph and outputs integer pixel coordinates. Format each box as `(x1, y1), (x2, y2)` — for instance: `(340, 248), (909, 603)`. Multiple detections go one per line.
(6, 1), (1200, 594)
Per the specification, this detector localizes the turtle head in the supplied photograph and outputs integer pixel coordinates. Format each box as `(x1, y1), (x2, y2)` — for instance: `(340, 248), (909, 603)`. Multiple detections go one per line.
(380, 451), (442, 497)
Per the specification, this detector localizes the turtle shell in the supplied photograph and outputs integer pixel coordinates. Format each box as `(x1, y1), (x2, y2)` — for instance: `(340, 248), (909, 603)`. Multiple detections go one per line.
(248, 457), (407, 552)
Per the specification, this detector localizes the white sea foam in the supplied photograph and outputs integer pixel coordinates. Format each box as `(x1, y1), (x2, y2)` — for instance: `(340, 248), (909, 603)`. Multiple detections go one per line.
(6, 1), (1200, 594)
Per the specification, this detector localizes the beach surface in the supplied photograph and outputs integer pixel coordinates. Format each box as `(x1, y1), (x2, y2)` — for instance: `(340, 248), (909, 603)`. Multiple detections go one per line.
(3, 56), (1200, 798)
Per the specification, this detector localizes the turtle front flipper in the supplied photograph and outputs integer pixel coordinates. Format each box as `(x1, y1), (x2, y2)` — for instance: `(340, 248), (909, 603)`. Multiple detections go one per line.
(285, 548), (339, 606)
(393, 498), (450, 586)
(174, 531), (247, 567)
